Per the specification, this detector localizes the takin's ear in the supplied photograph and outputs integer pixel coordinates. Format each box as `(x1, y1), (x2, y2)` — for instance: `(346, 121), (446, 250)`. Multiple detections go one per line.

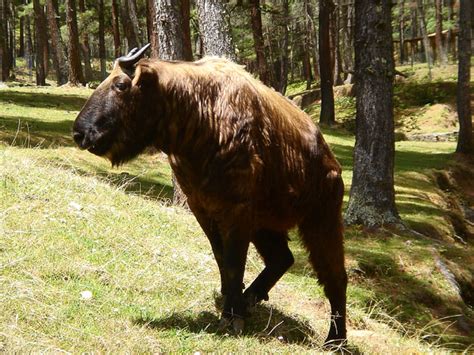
(131, 64), (156, 89)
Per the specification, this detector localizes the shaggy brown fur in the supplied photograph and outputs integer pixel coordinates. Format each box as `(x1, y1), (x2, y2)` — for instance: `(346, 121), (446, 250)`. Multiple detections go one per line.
(73, 56), (347, 345)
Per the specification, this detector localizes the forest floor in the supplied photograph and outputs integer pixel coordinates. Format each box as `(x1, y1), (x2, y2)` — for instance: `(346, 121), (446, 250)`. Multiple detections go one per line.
(1, 63), (473, 353)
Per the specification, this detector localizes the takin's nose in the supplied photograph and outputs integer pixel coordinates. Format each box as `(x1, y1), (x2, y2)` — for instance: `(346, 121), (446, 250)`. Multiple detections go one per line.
(72, 129), (90, 149)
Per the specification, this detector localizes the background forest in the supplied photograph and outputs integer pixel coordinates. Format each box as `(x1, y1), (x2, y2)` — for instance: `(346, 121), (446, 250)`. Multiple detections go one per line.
(0, 0), (469, 89)
(1, 0), (474, 353)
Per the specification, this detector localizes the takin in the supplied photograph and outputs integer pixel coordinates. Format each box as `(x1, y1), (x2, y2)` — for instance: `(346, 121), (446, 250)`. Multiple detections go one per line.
(72, 44), (348, 346)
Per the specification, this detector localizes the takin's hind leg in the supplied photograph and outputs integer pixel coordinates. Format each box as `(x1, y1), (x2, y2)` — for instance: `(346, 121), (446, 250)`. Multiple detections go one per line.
(243, 230), (294, 307)
(299, 220), (347, 346)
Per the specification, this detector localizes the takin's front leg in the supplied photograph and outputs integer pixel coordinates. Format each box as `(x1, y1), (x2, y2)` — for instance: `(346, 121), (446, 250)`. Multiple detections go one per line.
(217, 228), (250, 334)
(243, 229), (294, 307)
(187, 202), (229, 296)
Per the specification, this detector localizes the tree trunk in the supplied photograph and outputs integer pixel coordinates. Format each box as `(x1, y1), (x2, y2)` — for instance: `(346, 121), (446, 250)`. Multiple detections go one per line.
(332, 1), (343, 86)
(435, 0), (447, 65)
(319, 0), (335, 126)
(46, 0), (68, 85)
(111, 0), (121, 58)
(195, 0), (236, 61)
(78, 0), (93, 82)
(399, 0), (405, 64)
(278, 0), (289, 94)
(65, 0), (85, 85)
(445, 0), (454, 62)
(8, 1), (15, 70)
(33, 0), (46, 85)
(153, 0), (191, 206)
(128, 0), (142, 46)
(456, 0), (473, 153)
(98, 0), (106, 79)
(146, 0), (159, 57)
(410, 1), (418, 64)
(154, 0), (188, 61)
(25, 10), (34, 75)
(180, 0), (193, 61)
(122, 0), (139, 50)
(305, 0), (319, 82)
(249, 0), (271, 85)
(19, 16), (24, 58)
(417, 0), (433, 70)
(340, 0), (353, 82)
(345, 0), (401, 228)
(0, 0), (8, 81)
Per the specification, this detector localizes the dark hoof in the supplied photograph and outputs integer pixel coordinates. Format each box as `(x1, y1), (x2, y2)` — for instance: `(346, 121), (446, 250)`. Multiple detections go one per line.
(243, 288), (269, 308)
(217, 316), (245, 335)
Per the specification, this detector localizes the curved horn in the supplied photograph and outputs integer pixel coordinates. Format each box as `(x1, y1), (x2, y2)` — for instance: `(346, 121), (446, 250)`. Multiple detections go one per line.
(117, 43), (151, 71)
(126, 47), (138, 57)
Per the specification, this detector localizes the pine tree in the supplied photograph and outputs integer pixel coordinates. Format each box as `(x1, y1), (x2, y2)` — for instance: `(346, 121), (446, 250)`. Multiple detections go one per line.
(345, 0), (401, 228)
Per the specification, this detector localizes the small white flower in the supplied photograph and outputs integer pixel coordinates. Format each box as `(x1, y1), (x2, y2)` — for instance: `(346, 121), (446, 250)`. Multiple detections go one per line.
(69, 201), (83, 211)
(80, 290), (93, 300)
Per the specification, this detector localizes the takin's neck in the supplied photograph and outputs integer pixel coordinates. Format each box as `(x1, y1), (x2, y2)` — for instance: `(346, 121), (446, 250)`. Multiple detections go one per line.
(151, 67), (226, 159)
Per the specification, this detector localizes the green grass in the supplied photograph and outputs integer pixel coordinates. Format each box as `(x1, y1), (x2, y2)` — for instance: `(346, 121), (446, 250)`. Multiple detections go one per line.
(1, 69), (474, 352)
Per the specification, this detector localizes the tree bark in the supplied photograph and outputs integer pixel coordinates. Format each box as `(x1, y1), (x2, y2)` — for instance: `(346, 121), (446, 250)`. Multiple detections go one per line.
(319, 0), (335, 125)
(343, 0), (354, 83)
(25, 10), (34, 73)
(332, 2), (343, 85)
(98, 0), (106, 79)
(195, 0), (236, 61)
(46, 0), (68, 85)
(33, 0), (46, 85)
(19, 16), (24, 58)
(111, 0), (121, 58)
(65, 0), (85, 85)
(278, 0), (290, 94)
(445, 0), (454, 62)
(8, 1), (15, 70)
(345, 0), (401, 228)
(417, 0), (433, 69)
(146, 0), (159, 57)
(435, 0), (447, 65)
(249, 0), (271, 85)
(180, 0), (193, 61)
(122, 0), (140, 50)
(410, 0), (418, 64)
(305, 0), (319, 82)
(78, 0), (93, 82)
(399, 0), (406, 64)
(0, 0), (9, 81)
(153, 0), (192, 206)
(456, 0), (473, 153)
(154, 0), (188, 61)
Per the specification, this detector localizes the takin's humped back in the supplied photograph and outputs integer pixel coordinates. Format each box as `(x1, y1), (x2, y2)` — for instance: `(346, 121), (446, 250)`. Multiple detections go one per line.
(72, 44), (348, 346)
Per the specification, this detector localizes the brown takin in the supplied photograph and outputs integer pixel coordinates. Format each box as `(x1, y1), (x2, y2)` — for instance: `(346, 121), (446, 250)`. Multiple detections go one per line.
(73, 44), (348, 346)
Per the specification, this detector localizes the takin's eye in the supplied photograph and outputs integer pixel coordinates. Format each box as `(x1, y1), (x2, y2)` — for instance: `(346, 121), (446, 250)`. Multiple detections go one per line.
(113, 80), (130, 92)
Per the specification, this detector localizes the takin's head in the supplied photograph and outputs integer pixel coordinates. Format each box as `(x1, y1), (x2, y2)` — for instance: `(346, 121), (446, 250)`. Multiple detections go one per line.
(72, 44), (159, 165)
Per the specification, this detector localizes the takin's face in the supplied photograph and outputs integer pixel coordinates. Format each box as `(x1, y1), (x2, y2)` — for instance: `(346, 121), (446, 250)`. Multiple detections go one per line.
(72, 62), (156, 165)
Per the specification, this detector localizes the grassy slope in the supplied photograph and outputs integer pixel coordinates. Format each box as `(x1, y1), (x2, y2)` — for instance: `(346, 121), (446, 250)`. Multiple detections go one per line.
(1, 65), (473, 352)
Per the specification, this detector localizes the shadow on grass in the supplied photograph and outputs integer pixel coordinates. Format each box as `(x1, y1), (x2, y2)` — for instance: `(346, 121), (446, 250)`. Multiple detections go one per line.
(348, 246), (473, 349)
(55, 161), (174, 202)
(133, 301), (361, 352)
(0, 115), (74, 147)
(0, 89), (87, 111)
